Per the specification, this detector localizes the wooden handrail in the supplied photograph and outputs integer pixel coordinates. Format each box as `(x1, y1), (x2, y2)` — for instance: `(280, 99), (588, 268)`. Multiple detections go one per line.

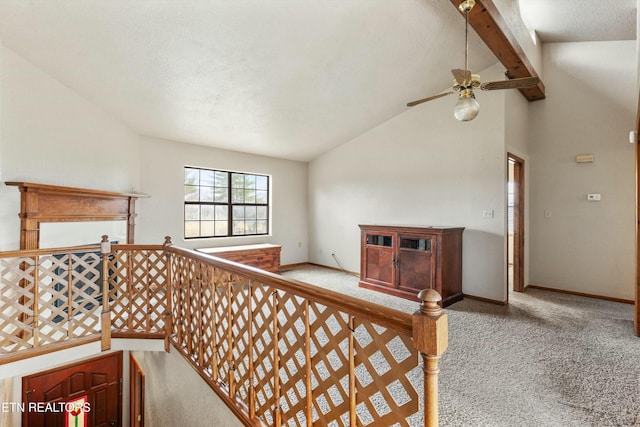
(0, 244), (102, 258)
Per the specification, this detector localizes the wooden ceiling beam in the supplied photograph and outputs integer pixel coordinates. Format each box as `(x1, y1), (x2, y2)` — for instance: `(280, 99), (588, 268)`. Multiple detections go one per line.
(450, 0), (545, 101)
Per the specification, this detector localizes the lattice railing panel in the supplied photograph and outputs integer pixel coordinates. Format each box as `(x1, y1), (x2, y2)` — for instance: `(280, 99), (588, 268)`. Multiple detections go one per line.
(353, 322), (420, 427)
(170, 255), (187, 344)
(276, 291), (308, 427)
(108, 250), (130, 330)
(213, 268), (232, 384)
(250, 282), (276, 425)
(108, 248), (167, 334)
(308, 302), (351, 427)
(37, 253), (101, 345)
(167, 249), (428, 427)
(0, 257), (36, 353)
(0, 248), (110, 355)
(200, 265), (216, 377)
(229, 274), (251, 401)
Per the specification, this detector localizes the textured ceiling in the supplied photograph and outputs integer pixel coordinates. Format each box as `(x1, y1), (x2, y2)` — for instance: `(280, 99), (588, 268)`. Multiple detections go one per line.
(518, 0), (636, 43)
(0, 1), (636, 162)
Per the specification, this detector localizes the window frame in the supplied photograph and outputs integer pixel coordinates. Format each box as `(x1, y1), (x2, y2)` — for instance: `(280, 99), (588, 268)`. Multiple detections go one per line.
(184, 166), (270, 239)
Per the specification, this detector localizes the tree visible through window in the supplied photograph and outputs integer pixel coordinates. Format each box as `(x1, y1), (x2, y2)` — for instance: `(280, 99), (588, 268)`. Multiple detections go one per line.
(184, 167), (269, 238)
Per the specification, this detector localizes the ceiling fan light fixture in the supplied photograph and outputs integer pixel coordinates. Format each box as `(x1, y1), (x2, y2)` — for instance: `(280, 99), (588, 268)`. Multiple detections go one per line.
(453, 89), (479, 121)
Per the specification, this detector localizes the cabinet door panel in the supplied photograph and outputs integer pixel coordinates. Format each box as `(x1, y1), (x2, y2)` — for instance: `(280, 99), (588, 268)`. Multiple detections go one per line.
(365, 247), (394, 287)
(398, 234), (436, 292)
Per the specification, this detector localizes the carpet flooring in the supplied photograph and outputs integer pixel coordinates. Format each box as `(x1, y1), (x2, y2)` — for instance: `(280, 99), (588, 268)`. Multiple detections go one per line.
(282, 265), (640, 427)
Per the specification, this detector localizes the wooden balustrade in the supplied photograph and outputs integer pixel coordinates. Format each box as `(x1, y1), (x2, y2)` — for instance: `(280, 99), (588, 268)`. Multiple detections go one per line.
(0, 238), (448, 427)
(166, 242), (447, 427)
(0, 241), (168, 364)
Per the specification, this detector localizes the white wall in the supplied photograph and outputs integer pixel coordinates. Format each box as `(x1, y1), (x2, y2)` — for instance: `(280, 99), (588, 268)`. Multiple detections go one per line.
(0, 45), (142, 250)
(529, 41), (636, 300)
(309, 64), (511, 301)
(136, 136), (309, 265)
(131, 349), (242, 427)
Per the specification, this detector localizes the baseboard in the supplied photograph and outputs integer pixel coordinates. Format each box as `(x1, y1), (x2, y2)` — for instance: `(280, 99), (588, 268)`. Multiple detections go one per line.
(308, 262), (359, 276)
(463, 294), (507, 305)
(279, 262), (308, 270)
(280, 262), (359, 277)
(525, 284), (634, 305)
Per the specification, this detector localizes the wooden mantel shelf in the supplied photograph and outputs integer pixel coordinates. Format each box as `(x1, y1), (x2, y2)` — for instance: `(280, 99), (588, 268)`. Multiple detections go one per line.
(5, 182), (149, 249)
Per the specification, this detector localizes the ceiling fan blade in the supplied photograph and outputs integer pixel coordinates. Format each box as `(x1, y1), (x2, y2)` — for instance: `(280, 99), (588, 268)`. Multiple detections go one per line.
(480, 76), (540, 91)
(452, 69), (471, 86)
(407, 91), (454, 107)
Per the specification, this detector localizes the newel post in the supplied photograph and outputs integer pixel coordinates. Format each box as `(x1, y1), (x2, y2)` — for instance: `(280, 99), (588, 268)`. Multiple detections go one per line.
(412, 289), (448, 427)
(163, 236), (173, 353)
(100, 235), (112, 351)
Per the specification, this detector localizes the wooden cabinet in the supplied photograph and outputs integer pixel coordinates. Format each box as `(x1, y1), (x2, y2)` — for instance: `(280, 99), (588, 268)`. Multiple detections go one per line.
(196, 244), (281, 273)
(359, 225), (464, 307)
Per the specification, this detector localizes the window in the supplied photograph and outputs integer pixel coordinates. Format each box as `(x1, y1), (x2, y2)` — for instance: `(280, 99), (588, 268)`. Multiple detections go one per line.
(184, 167), (269, 238)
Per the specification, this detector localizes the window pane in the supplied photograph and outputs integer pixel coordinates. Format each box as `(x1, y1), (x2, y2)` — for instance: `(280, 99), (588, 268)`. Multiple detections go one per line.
(245, 206), (257, 219)
(245, 189), (256, 203)
(201, 205), (215, 220)
(200, 186), (214, 202)
(232, 173), (245, 188)
(233, 206), (245, 219)
(215, 205), (228, 220)
(245, 220), (257, 234)
(245, 174), (256, 188)
(185, 205), (200, 220)
(185, 168), (199, 185)
(215, 221), (228, 236)
(232, 189), (244, 203)
(232, 221), (244, 235)
(201, 221), (215, 236)
(256, 190), (268, 204)
(185, 221), (200, 238)
(257, 206), (268, 220)
(256, 175), (268, 190)
(257, 220), (268, 234)
(214, 187), (228, 202)
(215, 171), (228, 186)
(200, 169), (214, 186)
(185, 186), (199, 201)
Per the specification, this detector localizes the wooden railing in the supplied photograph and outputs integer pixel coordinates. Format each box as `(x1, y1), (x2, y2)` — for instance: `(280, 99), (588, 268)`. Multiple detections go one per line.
(0, 239), (169, 363)
(0, 237), (448, 427)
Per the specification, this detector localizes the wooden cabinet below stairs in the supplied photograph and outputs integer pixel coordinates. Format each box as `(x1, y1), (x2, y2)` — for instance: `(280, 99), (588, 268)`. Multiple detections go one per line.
(358, 225), (464, 307)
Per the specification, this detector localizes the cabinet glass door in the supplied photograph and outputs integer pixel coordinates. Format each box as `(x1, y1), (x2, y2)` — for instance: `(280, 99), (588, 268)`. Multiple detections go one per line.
(397, 234), (435, 292)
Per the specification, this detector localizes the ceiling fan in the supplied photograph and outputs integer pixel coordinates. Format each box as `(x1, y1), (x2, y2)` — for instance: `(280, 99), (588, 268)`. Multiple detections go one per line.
(406, 0), (540, 121)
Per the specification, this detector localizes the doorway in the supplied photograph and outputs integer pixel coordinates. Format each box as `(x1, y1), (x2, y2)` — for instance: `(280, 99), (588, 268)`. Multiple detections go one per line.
(508, 153), (525, 294)
(22, 351), (122, 427)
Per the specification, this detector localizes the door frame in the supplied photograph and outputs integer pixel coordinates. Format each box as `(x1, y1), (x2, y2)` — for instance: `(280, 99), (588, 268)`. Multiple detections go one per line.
(508, 153), (525, 294)
(130, 353), (145, 427)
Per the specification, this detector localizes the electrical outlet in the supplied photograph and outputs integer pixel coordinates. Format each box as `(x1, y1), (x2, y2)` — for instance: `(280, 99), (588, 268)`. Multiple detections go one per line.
(544, 210), (551, 218)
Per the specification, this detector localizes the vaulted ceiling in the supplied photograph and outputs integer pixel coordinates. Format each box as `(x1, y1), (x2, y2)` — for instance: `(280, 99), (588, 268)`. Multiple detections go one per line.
(0, 1), (636, 162)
